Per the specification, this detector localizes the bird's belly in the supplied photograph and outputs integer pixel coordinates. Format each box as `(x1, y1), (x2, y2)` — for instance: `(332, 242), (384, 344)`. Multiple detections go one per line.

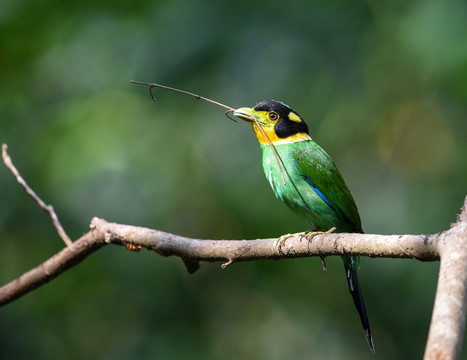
(263, 155), (341, 230)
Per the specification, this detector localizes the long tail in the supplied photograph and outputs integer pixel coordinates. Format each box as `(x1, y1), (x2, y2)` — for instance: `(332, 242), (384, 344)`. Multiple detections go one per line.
(342, 255), (375, 353)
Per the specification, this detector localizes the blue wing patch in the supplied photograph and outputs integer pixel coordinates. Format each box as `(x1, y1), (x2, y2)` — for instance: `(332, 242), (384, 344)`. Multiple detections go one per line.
(304, 176), (360, 231)
(305, 177), (332, 207)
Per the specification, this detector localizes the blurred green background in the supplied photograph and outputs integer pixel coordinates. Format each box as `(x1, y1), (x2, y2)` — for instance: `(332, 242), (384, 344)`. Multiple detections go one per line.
(1, 0), (467, 359)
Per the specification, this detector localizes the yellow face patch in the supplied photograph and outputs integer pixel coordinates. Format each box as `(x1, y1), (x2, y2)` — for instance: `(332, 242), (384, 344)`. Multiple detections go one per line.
(233, 106), (311, 145)
(288, 112), (302, 123)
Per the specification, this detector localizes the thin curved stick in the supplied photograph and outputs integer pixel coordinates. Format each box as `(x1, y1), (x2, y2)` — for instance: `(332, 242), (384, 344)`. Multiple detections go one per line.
(130, 81), (286, 185)
(225, 109), (238, 122)
(252, 118), (287, 186)
(130, 81), (235, 111)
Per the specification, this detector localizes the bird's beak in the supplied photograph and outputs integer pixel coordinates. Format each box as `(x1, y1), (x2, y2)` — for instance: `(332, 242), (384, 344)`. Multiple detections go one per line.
(233, 107), (255, 123)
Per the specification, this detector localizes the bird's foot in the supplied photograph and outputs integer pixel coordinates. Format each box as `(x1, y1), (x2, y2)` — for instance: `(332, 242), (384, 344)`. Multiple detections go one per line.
(299, 227), (336, 242)
(274, 227), (336, 254)
(274, 231), (308, 254)
(274, 231), (306, 254)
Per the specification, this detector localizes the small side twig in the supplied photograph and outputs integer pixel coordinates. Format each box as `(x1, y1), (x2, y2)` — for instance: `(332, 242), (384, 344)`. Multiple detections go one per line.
(2, 144), (72, 247)
(320, 257), (328, 272)
(221, 259), (233, 268)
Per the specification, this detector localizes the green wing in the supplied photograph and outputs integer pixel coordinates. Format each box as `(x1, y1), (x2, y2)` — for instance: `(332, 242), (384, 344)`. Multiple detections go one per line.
(294, 141), (363, 233)
(290, 141), (374, 351)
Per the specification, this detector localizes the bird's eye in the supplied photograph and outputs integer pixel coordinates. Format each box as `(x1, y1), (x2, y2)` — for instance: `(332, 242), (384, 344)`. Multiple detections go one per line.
(268, 112), (278, 121)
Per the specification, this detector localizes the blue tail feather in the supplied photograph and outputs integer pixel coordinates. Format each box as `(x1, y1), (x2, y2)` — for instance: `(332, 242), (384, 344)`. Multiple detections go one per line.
(343, 255), (375, 353)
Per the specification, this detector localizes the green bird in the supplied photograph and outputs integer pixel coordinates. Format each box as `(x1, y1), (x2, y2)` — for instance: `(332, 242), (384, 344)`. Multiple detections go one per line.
(233, 100), (375, 353)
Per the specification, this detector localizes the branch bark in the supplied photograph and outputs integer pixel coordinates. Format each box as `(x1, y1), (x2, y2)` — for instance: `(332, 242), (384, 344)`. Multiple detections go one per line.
(0, 216), (444, 307)
(424, 200), (467, 360)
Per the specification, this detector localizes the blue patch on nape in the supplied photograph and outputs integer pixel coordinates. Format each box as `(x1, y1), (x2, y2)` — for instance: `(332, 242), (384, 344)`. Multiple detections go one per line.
(305, 177), (332, 207)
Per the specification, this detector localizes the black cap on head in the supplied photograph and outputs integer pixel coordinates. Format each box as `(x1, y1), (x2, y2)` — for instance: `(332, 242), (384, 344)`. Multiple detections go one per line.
(254, 100), (309, 138)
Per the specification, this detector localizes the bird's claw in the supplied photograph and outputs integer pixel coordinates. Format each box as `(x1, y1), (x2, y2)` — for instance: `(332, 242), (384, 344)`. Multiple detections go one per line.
(274, 231), (307, 253)
(275, 227), (336, 253)
(301, 227), (337, 242)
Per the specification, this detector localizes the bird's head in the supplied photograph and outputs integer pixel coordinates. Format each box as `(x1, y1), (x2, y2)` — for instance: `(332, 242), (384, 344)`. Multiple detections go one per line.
(233, 100), (311, 145)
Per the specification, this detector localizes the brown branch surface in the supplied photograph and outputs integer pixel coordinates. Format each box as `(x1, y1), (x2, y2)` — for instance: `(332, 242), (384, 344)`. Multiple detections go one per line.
(424, 200), (467, 360)
(0, 216), (442, 307)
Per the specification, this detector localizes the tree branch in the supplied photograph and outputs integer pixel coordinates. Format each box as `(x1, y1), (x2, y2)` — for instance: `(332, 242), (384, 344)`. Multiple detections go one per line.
(2, 143), (467, 359)
(0, 216), (445, 307)
(424, 200), (467, 360)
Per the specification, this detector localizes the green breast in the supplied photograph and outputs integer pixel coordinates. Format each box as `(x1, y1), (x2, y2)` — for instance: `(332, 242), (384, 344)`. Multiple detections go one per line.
(260, 140), (362, 233)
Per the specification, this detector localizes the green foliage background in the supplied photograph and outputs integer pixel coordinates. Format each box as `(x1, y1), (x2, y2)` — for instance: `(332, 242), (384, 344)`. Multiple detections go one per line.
(1, 0), (467, 359)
